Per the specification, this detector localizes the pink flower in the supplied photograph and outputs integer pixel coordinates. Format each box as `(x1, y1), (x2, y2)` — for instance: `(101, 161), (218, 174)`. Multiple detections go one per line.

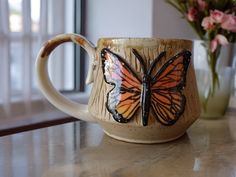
(210, 34), (229, 52)
(197, 0), (207, 11)
(221, 14), (236, 32)
(210, 10), (224, 23)
(201, 16), (214, 30)
(187, 7), (198, 22)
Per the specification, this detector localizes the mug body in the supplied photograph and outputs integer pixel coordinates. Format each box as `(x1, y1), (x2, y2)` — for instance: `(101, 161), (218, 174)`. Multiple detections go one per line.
(88, 38), (200, 143)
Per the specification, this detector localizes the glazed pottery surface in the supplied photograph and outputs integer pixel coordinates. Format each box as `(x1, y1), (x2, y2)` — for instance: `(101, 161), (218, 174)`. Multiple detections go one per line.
(36, 34), (200, 143)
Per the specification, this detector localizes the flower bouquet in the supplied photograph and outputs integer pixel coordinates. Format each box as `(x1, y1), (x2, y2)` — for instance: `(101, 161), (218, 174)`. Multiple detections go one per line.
(166, 0), (236, 106)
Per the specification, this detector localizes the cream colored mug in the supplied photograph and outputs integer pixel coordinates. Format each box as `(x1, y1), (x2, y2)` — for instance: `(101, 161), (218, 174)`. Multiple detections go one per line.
(36, 33), (200, 143)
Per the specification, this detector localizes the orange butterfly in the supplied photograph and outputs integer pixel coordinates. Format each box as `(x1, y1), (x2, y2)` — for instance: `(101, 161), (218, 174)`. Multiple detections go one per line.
(101, 48), (191, 126)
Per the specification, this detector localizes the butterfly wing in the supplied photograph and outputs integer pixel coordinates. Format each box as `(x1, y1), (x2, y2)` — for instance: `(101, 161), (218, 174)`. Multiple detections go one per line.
(151, 51), (191, 125)
(101, 48), (142, 123)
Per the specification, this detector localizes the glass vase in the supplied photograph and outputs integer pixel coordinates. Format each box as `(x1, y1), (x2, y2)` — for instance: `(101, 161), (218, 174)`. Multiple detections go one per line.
(194, 40), (235, 119)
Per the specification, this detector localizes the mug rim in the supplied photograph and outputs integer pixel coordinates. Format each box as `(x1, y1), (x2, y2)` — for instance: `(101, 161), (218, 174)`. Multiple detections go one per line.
(98, 37), (192, 42)
(97, 37), (193, 48)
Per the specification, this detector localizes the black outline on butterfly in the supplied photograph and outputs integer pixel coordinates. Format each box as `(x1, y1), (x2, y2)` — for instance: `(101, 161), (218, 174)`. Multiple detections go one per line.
(101, 48), (191, 126)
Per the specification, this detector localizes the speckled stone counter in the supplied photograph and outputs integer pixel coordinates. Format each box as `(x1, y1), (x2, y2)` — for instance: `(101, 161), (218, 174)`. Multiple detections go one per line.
(1, 108), (236, 177)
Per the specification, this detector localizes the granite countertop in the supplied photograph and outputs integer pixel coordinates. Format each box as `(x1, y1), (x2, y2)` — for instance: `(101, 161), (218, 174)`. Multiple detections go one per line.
(0, 106), (236, 177)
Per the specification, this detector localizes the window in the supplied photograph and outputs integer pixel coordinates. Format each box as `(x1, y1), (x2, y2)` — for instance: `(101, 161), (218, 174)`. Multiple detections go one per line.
(0, 0), (84, 119)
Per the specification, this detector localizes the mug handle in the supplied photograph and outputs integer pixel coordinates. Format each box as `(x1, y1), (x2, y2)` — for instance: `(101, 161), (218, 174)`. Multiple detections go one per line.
(36, 33), (96, 122)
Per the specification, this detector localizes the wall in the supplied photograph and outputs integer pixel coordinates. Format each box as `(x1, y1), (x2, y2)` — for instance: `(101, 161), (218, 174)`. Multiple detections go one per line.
(84, 0), (198, 43)
(152, 0), (197, 39)
(84, 0), (153, 44)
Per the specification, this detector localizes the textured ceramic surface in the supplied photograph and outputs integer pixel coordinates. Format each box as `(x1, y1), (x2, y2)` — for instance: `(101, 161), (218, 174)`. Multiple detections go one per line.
(89, 38), (200, 143)
(36, 34), (201, 143)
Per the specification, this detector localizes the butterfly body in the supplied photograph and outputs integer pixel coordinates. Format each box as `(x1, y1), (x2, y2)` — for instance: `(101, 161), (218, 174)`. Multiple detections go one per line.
(141, 74), (152, 126)
(101, 48), (191, 126)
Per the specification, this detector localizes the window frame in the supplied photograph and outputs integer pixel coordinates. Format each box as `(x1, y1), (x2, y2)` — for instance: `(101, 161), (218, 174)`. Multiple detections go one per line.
(74, 0), (86, 92)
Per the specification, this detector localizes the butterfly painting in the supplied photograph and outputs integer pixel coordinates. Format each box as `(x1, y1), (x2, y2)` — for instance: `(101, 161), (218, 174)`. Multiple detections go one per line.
(101, 48), (191, 126)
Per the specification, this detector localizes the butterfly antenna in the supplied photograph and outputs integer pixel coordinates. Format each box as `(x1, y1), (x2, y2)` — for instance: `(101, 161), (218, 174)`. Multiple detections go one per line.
(148, 51), (166, 75)
(132, 49), (147, 74)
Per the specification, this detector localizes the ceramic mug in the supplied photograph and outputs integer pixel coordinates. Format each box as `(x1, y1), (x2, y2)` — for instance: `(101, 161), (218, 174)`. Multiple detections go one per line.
(36, 33), (200, 143)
